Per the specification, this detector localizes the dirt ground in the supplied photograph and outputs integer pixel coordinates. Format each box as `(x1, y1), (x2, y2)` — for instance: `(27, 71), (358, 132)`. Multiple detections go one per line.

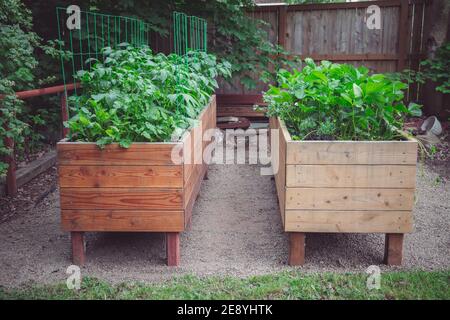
(0, 160), (449, 287)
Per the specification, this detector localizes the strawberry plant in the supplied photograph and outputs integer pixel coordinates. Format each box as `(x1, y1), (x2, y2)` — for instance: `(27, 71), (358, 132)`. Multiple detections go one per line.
(264, 59), (422, 141)
(67, 45), (231, 147)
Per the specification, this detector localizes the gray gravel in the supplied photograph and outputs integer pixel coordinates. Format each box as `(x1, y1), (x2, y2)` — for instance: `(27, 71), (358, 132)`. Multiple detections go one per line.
(0, 162), (449, 288)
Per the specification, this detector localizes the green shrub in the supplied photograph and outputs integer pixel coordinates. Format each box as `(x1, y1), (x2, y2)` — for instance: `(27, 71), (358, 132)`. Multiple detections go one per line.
(396, 42), (450, 96)
(420, 42), (450, 94)
(0, 0), (67, 176)
(0, 0), (39, 175)
(264, 59), (421, 141)
(67, 46), (231, 148)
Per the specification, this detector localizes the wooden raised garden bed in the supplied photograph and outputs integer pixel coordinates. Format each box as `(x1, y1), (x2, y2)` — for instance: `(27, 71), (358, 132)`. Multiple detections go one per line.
(270, 117), (417, 266)
(57, 96), (216, 266)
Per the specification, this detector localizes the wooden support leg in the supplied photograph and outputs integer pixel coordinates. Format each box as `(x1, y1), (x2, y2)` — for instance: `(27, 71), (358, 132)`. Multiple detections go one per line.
(384, 233), (404, 266)
(71, 232), (85, 266)
(166, 232), (180, 266)
(288, 232), (305, 266)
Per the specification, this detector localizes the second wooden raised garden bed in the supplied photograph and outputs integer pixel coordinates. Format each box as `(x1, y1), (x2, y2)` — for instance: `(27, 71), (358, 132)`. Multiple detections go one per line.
(270, 117), (417, 266)
(57, 96), (216, 266)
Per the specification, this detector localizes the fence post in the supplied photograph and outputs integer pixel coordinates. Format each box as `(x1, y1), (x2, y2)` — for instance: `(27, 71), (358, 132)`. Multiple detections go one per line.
(60, 92), (69, 138)
(4, 126), (17, 196)
(278, 5), (287, 48)
(397, 0), (409, 71)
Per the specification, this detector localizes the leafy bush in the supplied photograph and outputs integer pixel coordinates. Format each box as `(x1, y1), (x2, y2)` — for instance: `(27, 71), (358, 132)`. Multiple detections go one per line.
(396, 42), (450, 96)
(0, 0), (67, 176)
(67, 46), (231, 147)
(0, 0), (40, 175)
(264, 59), (421, 141)
(420, 42), (450, 94)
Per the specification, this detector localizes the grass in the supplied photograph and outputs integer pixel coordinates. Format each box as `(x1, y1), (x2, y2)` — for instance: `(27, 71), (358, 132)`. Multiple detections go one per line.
(0, 270), (448, 300)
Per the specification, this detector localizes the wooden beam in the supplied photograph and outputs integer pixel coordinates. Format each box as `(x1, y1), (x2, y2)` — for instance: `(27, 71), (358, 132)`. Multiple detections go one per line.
(288, 232), (305, 266)
(217, 94), (264, 105)
(293, 53), (399, 61)
(0, 83), (81, 100)
(266, 52), (399, 62)
(397, 0), (410, 71)
(286, 0), (401, 11)
(252, 0), (404, 14)
(71, 232), (85, 266)
(409, 0), (430, 4)
(62, 210), (184, 232)
(217, 106), (266, 118)
(250, 5), (281, 13)
(384, 233), (404, 265)
(278, 5), (287, 48)
(0, 150), (56, 197)
(166, 232), (180, 266)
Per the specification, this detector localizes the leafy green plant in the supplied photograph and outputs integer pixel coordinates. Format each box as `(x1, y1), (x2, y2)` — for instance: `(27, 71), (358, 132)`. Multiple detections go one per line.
(67, 45), (231, 148)
(26, 0), (298, 91)
(264, 59), (422, 141)
(420, 42), (450, 94)
(395, 42), (450, 95)
(0, 0), (40, 176)
(0, 0), (69, 176)
(18, 99), (61, 154)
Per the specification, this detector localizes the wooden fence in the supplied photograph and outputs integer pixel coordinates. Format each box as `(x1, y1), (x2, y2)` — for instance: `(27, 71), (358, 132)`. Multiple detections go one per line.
(217, 0), (431, 111)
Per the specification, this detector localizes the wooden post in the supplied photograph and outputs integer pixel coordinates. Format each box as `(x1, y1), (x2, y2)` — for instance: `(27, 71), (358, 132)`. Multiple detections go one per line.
(278, 5), (287, 48)
(60, 92), (69, 138)
(166, 232), (180, 266)
(71, 232), (85, 266)
(397, 0), (409, 71)
(288, 232), (305, 266)
(384, 233), (404, 266)
(421, 0), (449, 115)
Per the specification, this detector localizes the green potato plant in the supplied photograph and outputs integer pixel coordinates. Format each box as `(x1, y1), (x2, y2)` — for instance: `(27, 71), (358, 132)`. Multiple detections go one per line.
(264, 59), (422, 141)
(67, 45), (231, 148)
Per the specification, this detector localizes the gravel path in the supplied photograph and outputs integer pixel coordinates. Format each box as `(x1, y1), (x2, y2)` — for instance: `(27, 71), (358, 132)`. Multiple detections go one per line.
(0, 162), (449, 287)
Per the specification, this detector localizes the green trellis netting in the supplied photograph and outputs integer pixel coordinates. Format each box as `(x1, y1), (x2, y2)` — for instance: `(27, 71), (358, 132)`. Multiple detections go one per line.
(57, 7), (207, 115)
(56, 7), (149, 96)
(173, 11), (207, 56)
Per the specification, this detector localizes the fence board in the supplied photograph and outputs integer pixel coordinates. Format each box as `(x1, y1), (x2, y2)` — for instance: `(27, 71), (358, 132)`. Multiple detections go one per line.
(219, 1), (428, 99)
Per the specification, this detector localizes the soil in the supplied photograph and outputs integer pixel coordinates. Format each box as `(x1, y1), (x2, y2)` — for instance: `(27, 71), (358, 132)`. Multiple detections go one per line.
(0, 156), (448, 288)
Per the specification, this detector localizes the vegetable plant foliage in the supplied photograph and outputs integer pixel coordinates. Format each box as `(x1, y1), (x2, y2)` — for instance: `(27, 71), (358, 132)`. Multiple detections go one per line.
(67, 46), (231, 147)
(264, 59), (421, 141)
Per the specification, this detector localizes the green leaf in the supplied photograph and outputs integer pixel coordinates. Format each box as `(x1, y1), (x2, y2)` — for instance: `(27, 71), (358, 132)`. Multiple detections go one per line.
(304, 58), (315, 68)
(407, 102), (422, 117)
(119, 139), (132, 148)
(353, 83), (363, 98)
